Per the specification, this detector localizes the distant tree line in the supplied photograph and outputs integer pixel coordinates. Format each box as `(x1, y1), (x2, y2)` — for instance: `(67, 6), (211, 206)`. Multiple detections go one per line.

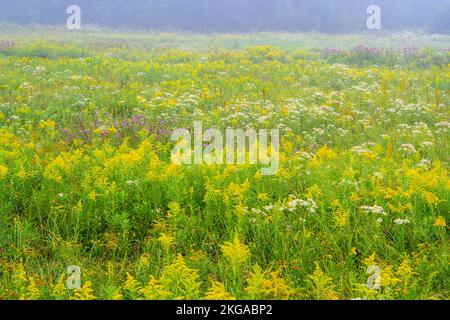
(0, 0), (448, 33)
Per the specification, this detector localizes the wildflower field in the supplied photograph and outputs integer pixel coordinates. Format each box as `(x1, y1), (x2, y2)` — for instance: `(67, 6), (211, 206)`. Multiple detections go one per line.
(0, 28), (449, 300)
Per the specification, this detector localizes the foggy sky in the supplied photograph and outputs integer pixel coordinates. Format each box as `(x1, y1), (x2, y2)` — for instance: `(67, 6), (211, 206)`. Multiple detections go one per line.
(0, 0), (448, 33)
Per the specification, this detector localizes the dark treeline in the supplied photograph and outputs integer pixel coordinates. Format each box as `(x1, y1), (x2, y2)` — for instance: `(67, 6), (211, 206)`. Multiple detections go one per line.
(0, 0), (448, 33)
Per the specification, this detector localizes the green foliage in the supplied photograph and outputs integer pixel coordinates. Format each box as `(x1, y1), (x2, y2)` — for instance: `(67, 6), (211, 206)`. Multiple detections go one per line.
(0, 31), (448, 300)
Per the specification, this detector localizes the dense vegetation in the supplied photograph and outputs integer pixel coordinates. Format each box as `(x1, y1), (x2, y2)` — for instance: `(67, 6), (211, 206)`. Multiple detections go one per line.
(0, 31), (448, 300)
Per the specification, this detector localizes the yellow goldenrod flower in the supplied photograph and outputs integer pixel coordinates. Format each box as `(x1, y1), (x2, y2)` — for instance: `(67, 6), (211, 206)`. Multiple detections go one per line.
(315, 145), (336, 161)
(124, 272), (141, 293)
(88, 190), (97, 201)
(262, 272), (295, 300)
(140, 276), (170, 300)
(434, 217), (446, 227)
(220, 235), (251, 269)
(13, 260), (28, 287)
(245, 265), (266, 299)
(108, 127), (118, 134)
(23, 277), (40, 300)
(396, 259), (418, 286)
(112, 289), (123, 300)
(335, 209), (350, 227)
(160, 254), (201, 299)
(257, 193), (269, 201)
(52, 275), (67, 299)
(363, 253), (378, 267)
(0, 165), (8, 179)
(158, 233), (175, 251)
(379, 265), (400, 288)
(307, 263), (339, 300)
(72, 281), (97, 300)
(204, 280), (236, 300)
(39, 119), (56, 130)
(421, 191), (440, 206)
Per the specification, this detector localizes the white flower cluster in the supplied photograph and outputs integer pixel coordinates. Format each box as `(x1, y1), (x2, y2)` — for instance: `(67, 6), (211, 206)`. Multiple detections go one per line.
(246, 196), (318, 221)
(286, 197), (318, 213)
(400, 143), (417, 154)
(435, 121), (450, 128)
(126, 180), (139, 186)
(351, 142), (377, 156)
(417, 159), (431, 169)
(394, 218), (410, 225)
(360, 205), (387, 216)
(352, 146), (373, 156)
(19, 82), (34, 91)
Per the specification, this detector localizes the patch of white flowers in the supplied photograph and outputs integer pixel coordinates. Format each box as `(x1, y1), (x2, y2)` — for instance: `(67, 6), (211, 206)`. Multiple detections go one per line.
(400, 144), (417, 154)
(394, 218), (410, 225)
(287, 197), (318, 213)
(360, 205), (387, 216)
(126, 180), (139, 186)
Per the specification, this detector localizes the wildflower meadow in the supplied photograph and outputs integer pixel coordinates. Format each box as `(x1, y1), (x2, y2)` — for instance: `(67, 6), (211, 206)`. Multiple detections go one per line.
(0, 28), (448, 301)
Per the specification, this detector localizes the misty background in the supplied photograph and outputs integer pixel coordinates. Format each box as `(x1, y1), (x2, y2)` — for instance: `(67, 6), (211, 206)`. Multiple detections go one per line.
(0, 0), (449, 34)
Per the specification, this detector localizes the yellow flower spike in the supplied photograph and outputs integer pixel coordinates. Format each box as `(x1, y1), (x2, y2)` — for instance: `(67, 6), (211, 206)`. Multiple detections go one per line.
(307, 157), (321, 169)
(39, 119), (56, 130)
(112, 289), (123, 300)
(396, 259), (418, 286)
(106, 261), (115, 279)
(52, 275), (67, 299)
(434, 217), (446, 227)
(307, 263), (339, 300)
(88, 190), (97, 201)
(421, 191), (440, 206)
(263, 272), (295, 300)
(25, 277), (40, 300)
(331, 199), (341, 207)
(306, 185), (322, 199)
(16, 169), (28, 180)
(72, 281), (97, 300)
(257, 193), (269, 201)
(160, 254), (201, 299)
(0, 165), (9, 179)
(204, 280), (236, 300)
(362, 253), (378, 267)
(158, 233), (175, 251)
(315, 145), (336, 161)
(140, 276), (169, 300)
(245, 265), (266, 299)
(387, 202), (412, 214)
(220, 235), (251, 269)
(380, 265), (400, 288)
(13, 260), (28, 287)
(108, 127), (118, 134)
(124, 273), (141, 293)
(334, 209), (350, 227)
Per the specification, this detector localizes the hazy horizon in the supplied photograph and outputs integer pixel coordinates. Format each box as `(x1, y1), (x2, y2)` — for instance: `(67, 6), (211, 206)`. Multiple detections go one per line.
(0, 0), (449, 34)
